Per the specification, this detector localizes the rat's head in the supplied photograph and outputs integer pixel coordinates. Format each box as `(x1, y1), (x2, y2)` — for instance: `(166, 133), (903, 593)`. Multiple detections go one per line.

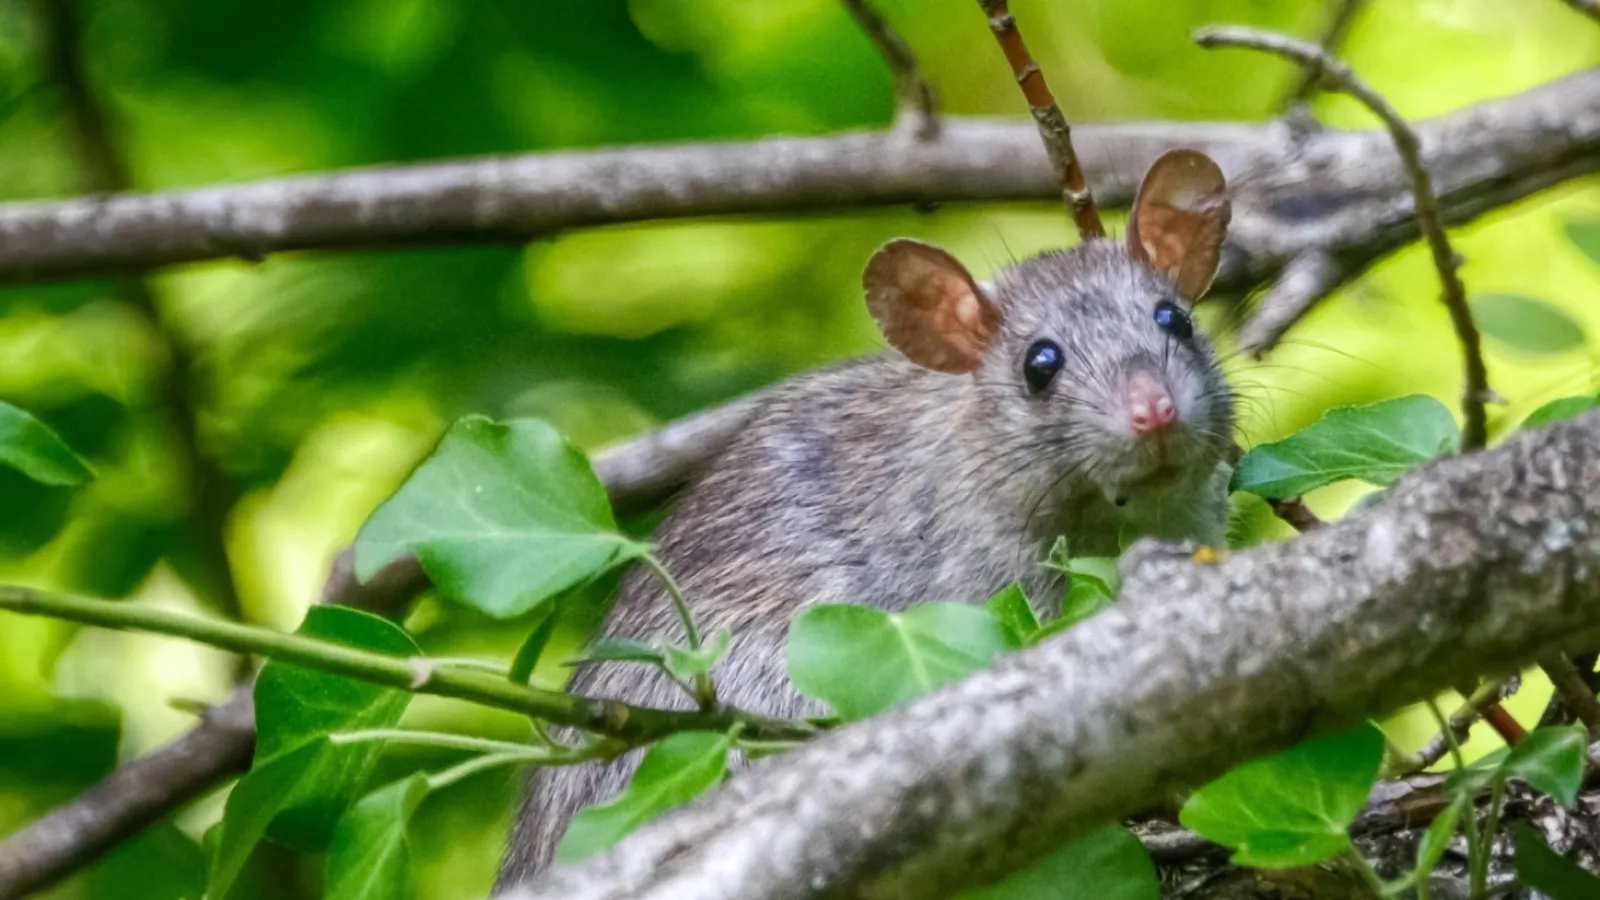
(863, 149), (1233, 505)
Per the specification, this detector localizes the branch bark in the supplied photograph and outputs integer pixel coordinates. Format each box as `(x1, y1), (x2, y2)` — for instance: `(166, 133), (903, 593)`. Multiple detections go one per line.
(0, 69), (1590, 362)
(504, 410), (1600, 900)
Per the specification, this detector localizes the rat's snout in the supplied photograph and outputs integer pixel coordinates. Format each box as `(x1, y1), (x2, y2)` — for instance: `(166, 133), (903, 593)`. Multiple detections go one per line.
(1125, 369), (1177, 436)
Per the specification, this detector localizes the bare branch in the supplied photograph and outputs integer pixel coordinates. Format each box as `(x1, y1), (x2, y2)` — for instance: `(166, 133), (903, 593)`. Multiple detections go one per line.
(975, 0), (1104, 239)
(1559, 0), (1600, 24)
(1195, 25), (1491, 451)
(33, 0), (246, 625)
(504, 410), (1600, 900)
(1540, 654), (1600, 737)
(838, 0), (939, 140)
(0, 69), (1591, 310)
(1238, 251), (1340, 356)
(1280, 0), (1366, 108)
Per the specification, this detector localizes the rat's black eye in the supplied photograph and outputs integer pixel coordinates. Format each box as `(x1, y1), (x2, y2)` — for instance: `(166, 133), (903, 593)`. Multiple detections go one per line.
(1153, 301), (1193, 341)
(1022, 339), (1064, 393)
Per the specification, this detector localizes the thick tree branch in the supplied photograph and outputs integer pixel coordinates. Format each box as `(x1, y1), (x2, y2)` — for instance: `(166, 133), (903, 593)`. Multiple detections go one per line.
(0, 69), (1589, 339)
(506, 410), (1600, 900)
(838, 0), (939, 140)
(1197, 25), (1491, 451)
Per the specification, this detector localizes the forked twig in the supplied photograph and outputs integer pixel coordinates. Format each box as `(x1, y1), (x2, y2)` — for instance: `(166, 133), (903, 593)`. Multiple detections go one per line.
(1281, 0), (1366, 108)
(976, 0), (1105, 240)
(1195, 26), (1491, 451)
(839, 0), (940, 140)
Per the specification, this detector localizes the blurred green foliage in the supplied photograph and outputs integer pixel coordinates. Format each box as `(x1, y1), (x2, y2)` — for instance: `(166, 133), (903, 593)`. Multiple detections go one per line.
(0, 0), (1596, 897)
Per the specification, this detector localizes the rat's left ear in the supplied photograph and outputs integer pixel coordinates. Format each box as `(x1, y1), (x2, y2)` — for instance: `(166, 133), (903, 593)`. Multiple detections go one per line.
(1127, 149), (1231, 303)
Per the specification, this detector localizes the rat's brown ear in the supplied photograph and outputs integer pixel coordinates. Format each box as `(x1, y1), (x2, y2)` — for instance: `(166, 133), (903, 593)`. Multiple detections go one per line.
(1127, 149), (1231, 303)
(864, 239), (1002, 374)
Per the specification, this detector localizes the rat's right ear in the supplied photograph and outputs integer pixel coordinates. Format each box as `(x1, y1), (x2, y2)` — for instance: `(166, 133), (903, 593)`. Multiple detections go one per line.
(864, 239), (1002, 374)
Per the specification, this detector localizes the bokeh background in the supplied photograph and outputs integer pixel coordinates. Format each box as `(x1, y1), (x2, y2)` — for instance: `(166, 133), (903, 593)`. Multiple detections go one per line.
(0, 0), (1597, 897)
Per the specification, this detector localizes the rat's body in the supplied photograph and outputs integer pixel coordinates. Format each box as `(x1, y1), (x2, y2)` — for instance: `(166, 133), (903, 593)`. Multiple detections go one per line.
(497, 152), (1235, 887)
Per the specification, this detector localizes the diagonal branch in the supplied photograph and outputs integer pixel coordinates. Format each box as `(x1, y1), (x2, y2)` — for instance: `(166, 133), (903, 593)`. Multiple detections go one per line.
(1280, 0), (1366, 108)
(976, 0), (1103, 239)
(1559, 0), (1600, 23)
(838, 0), (939, 140)
(503, 409), (1600, 899)
(1196, 25), (1491, 453)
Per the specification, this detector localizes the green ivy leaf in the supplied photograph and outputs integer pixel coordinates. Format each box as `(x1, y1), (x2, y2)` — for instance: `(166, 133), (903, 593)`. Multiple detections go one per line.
(354, 416), (647, 618)
(324, 774), (428, 900)
(1513, 821), (1600, 900)
(0, 401), (92, 486)
(1230, 396), (1460, 499)
(508, 604), (560, 685)
(1501, 725), (1588, 806)
(1567, 219), (1600, 268)
(208, 608), (418, 899)
(787, 603), (1019, 721)
(1469, 293), (1586, 355)
(662, 629), (731, 682)
(1179, 724), (1385, 868)
(1415, 794), (1466, 882)
(555, 731), (731, 864)
(960, 825), (1158, 900)
(1521, 396), (1599, 431)
(984, 582), (1039, 644)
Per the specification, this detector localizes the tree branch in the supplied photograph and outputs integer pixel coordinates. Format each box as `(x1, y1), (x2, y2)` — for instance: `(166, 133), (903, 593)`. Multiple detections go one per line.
(503, 410), (1600, 900)
(1195, 25), (1491, 451)
(975, 0), (1104, 239)
(1280, 0), (1366, 109)
(838, 0), (939, 140)
(0, 68), (1589, 333)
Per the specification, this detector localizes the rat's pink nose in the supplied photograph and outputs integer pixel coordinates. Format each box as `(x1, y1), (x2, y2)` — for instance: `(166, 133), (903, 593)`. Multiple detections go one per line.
(1127, 372), (1177, 435)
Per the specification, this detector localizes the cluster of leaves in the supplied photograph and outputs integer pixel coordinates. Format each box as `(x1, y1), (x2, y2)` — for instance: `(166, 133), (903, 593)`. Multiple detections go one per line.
(5, 319), (1600, 897)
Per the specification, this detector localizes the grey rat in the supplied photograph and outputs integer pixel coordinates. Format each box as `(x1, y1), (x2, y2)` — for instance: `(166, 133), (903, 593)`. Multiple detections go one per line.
(496, 148), (1235, 886)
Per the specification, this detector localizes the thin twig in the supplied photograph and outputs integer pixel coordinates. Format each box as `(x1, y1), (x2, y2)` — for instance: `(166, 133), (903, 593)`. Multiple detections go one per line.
(1280, 0), (1366, 109)
(1389, 679), (1511, 775)
(839, 0), (939, 140)
(0, 585), (816, 744)
(1559, 0), (1600, 24)
(976, 0), (1105, 239)
(1266, 497), (1323, 532)
(1195, 25), (1491, 451)
(1540, 654), (1600, 737)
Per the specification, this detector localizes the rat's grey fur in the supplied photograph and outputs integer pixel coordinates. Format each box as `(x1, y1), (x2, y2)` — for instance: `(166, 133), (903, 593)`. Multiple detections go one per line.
(495, 239), (1233, 886)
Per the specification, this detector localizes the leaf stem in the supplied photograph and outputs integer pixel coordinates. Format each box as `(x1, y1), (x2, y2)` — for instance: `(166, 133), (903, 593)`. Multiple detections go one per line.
(425, 657), (512, 677)
(640, 554), (717, 709)
(425, 751), (535, 792)
(1342, 846), (1388, 897)
(1426, 699), (1484, 884)
(1474, 776), (1507, 898)
(329, 729), (544, 758)
(0, 584), (814, 744)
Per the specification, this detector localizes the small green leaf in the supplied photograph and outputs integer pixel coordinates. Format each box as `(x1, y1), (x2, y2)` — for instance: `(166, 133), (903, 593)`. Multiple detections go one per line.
(508, 605), (559, 685)
(354, 416), (647, 618)
(1415, 794), (1465, 879)
(1501, 724), (1587, 806)
(960, 825), (1158, 900)
(1521, 396), (1599, 431)
(1567, 220), (1600, 268)
(1470, 293), (1586, 355)
(1180, 724), (1385, 868)
(324, 775), (428, 900)
(787, 603), (1019, 721)
(1230, 396), (1460, 499)
(0, 401), (92, 486)
(568, 636), (664, 666)
(555, 731), (731, 864)
(208, 609), (418, 898)
(985, 582), (1039, 643)
(663, 629), (730, 682)
(1514, 821), (1600, 900)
